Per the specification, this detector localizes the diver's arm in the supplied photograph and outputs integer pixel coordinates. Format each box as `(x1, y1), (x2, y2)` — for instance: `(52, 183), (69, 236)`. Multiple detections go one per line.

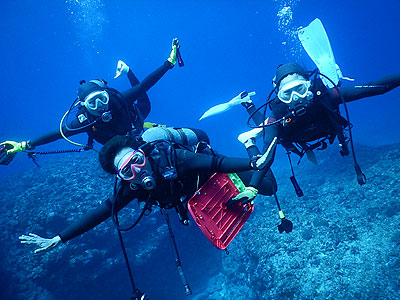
(224, 132), (278, 206)
(29, 129), (70, 148)
(176, 150), (254, 174)
(331, 73), (400, 103)
(126, 69), (152, 119)
(237, 168), (277, 196)
(0, 119), (86, 160)
(121, 61), (173, 102)
(244, 101), (266, 125)
(176, 145), (274, 175)
(19, 200), (116, 253)
(247, 127), (279, 189)
(18, 200), (113, 253)
(29, 119), (87, 148)
(19, 234), (62, 253)
(58, 200), (113, 242)
(127, 68), (140, 86)
(58, 188), (134, 243)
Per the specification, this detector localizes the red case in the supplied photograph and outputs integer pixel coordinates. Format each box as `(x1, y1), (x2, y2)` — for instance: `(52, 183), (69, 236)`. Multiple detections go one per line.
(188, 173), (254, 249)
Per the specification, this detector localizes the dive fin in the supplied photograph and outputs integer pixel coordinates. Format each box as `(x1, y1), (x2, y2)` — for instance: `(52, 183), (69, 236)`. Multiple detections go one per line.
(305, 149), (318, 164)
(237, 127), (263, 144)
(199, 91), (256, 120)
(298, 18), (343, 88)
(114, 60), (129, 79)
(238, 117), (273, 144)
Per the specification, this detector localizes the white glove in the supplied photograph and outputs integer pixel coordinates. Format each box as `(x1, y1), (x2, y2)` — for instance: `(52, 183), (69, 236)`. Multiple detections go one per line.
(114, 60), (130, 79)
(19, 233), (62, 253)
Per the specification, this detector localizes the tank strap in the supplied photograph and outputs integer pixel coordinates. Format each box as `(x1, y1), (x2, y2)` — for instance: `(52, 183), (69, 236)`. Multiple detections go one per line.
(161, 127), (175, 141)
(175, 128), (188, 145)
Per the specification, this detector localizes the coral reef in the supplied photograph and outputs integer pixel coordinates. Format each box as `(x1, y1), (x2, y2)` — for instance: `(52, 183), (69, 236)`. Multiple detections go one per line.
(200, 143), (400, 300)
(1, 143), (399, 299)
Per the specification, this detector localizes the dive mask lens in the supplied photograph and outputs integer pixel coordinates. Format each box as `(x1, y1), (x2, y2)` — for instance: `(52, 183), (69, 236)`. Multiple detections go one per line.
(278, 80), (311, 103)
(117, 149), (147, 181)
(83, 90), (109, 111)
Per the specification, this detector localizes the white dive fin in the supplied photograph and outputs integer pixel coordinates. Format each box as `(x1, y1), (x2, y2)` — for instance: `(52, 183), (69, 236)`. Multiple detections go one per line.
(114, 60), (129, 79)
(237, 118), (271, 144)
(199, 91), (256, 120)
(298, 18), (343, 88)
(237, 127), (263, 144)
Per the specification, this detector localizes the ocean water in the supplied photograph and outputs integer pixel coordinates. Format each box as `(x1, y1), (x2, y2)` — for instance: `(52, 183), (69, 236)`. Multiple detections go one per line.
(1, 0), (399, 299)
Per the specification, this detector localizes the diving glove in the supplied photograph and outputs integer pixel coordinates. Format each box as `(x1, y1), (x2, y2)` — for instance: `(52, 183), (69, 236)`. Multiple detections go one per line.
(0, 141), (31, 165)
(167, 38), (179, 66)
(114, 60), (130, 79)
(0, 140), (30, 154)
(226, 186), (258, 206)
(19, 233), (62, 254)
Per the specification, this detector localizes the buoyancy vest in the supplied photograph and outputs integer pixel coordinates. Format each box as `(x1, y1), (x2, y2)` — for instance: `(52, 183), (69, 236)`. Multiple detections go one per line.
(138, 139), (218, 224)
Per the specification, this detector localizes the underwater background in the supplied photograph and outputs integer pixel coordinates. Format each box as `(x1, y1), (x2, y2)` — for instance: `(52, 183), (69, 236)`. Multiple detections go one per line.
(0, 0), (399, 299)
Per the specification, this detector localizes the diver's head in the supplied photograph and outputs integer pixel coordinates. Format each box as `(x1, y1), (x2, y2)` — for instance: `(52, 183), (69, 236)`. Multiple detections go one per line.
(274, 63), (308, 89)
(99, 136), (155, 190)
(78, 79), (110, 116)
(273, 63), (312, 105)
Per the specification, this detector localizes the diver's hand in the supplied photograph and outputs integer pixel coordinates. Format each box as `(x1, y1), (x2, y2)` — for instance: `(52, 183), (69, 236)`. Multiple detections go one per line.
(114, 60), (130, 79)
(19, 233), (62, 254)
(226, 186), (258, 207)
(0, 140), (31, 165)
(167, 38), (179, 66)
(0, 140), (29, 154)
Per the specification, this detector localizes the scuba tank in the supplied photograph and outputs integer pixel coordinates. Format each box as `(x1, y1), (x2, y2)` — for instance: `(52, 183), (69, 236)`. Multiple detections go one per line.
(141, 127), (209, 149)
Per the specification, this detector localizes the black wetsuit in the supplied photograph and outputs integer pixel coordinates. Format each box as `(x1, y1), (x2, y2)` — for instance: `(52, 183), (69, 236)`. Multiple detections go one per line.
(246, 73), (400, 188)
(59, 150), (260, 242)
(29, 61), (173, 148)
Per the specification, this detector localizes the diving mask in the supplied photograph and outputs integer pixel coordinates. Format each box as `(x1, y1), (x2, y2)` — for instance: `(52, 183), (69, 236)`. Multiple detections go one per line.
(116, 148), (156, 190)
(82, 90), (109, 115)
(116, 149), (147, 181)
(277, 80), (312, 103)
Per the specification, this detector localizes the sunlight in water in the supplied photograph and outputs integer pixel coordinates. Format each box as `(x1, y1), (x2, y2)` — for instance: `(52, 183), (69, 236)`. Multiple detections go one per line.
(65, 0), (107, 53)
(275, 0), (303, 59)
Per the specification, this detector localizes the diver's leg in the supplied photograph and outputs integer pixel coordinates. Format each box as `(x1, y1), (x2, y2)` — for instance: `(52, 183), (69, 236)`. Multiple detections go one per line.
(237, 168), (277, 196)
(242, 102), (265, 125)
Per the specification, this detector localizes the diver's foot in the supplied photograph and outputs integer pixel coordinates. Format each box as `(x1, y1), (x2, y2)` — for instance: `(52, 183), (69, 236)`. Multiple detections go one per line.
(241, 101), (254, 109)
(238, 127), (263, 144)
(228, 91), (256, 107)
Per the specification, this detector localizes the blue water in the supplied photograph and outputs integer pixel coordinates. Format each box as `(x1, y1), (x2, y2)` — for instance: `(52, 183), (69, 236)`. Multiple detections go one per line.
(1, 1), (400, 299)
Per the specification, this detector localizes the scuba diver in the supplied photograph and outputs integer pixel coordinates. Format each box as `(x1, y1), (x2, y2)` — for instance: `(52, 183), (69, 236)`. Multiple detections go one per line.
(237, 62), (400, 194)
(19, 135), (276, 249)
(19, 135), (274, 298)
(198, 18), (400, 202)
(0, 38), (182, 165)
(141, 125), (278, 198)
